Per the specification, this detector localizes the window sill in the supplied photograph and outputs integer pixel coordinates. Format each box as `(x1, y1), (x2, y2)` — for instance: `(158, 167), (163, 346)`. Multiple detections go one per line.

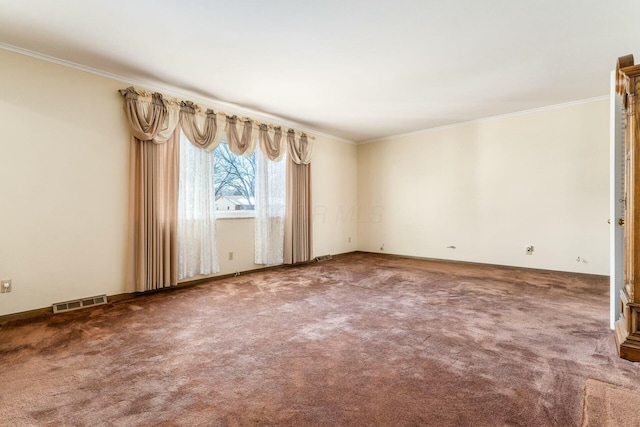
(216, 211), (255, 220)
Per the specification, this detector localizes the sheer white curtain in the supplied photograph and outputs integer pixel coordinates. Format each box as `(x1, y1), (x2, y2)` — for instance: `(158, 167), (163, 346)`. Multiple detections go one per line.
(255, 148), (286, 265)
(178, 132), (219, 279)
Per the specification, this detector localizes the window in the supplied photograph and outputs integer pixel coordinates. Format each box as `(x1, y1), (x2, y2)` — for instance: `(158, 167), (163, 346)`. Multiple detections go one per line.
(213, 142), (256, 218)
(178, 128), (288, 277)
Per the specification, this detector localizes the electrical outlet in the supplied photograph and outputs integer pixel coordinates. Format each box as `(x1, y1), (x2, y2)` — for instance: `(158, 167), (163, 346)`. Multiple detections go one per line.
(1, 279), (12, 293)
(228, 251), (234, 261)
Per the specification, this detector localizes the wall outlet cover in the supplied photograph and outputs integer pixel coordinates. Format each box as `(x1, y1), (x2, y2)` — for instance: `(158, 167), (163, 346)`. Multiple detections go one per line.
(1, 279), (12, 293)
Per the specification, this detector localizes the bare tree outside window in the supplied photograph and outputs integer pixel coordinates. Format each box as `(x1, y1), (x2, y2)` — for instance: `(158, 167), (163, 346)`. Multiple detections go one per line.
(214, 142), (255, 211)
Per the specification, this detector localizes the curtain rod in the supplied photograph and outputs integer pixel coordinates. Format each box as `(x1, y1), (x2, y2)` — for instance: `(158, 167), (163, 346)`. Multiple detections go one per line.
(124, 86), (315, 140)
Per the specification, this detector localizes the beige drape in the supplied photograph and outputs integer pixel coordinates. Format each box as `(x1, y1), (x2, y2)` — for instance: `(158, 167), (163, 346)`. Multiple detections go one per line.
(258, 125), (286, 161)
(286, 130), (313, 165)
(284, 131), (313, 264)
(120, 88), (179, 292)
(154, 99), (180, 143)
(179, 101), (224, 151)
(226, 116), (256, 156)
(121, 88), (167, 141)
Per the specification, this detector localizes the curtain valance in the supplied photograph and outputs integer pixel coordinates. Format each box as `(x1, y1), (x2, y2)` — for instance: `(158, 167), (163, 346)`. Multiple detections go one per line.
(259, 125), (286, 161)
(287, 131), (313, 165)
(119, 87), (167, 142)
(119, 86), (314, 162)
(180, 101), (224, 151)
(226, 115), (256, 156)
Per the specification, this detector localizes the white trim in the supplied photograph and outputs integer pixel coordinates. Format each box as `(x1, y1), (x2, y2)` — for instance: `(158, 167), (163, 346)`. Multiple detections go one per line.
(610, 70), (624, 330)
(358, 95), (610, 145)
(0, 42), (356, 145)
(0, 42), (131, 90)
(215, 210), (255, 220)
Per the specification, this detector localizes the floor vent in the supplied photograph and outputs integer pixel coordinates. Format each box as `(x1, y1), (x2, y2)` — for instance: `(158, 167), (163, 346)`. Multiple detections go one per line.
(315, 254), (333, 262)
(53, 295), (108, 314)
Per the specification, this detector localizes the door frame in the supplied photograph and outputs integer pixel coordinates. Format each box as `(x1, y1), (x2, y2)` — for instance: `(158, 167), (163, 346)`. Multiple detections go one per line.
(611, 70), (624, 330)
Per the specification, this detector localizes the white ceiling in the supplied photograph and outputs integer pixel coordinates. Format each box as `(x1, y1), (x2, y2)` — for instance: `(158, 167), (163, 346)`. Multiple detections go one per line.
(1, 0), (639, 142)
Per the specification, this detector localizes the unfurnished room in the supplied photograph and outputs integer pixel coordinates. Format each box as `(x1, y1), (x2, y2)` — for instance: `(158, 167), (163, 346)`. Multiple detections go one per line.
(2, 1), (640, 426)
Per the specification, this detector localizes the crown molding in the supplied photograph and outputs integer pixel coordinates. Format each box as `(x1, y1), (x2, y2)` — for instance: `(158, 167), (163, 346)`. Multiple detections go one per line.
(0, 42), (356, 145)
(358, 95), (610, 145)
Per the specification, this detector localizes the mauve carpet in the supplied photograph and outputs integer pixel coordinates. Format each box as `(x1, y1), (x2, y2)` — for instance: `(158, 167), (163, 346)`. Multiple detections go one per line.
(1, 252), (640, 426)
(582, 379), (640, 426)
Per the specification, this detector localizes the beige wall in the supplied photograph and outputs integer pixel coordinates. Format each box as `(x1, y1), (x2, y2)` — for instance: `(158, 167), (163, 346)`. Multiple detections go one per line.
(0, 49), (358, 316)
(313, 136), (358, 256)
(0, 50), (129, 316)
(357, 99), (610, 275)
(0, 46), (609, 317)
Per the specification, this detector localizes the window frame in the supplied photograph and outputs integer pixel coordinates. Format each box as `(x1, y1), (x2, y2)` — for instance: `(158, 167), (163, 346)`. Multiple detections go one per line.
(215, 209), (255, 220)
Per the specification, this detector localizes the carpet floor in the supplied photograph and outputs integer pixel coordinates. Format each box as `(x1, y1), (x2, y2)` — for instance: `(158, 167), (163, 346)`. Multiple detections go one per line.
(582, 379), (640, 427)
(1, 252), (640, 426)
